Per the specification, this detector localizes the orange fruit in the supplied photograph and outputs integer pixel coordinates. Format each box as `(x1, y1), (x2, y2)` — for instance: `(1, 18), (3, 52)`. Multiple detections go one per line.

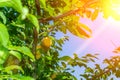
(41, 37), (52, 51)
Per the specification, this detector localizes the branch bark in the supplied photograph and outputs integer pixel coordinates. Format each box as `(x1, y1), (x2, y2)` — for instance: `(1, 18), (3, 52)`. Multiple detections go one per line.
(32, 0), (40, 57)
(32, 0), (40, 79)
(38, 7), (83, 23)
(38, 0), (99, 23)
(35, 0), (41, 15)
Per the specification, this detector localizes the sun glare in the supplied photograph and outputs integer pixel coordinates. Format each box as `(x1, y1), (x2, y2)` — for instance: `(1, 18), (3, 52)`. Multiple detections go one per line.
(104, 0), (120, 20)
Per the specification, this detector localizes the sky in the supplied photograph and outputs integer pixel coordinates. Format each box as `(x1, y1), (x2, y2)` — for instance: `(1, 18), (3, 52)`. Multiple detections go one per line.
(60, 13), (120, 58)
(57, 13), (120, 79)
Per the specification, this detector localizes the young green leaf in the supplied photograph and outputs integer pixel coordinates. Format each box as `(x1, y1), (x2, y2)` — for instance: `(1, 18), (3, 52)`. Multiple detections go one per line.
(59, 26), (67, 34)
(40, 0), (46, 8)
(59, 56), (72, 61)
(0, 23), (9, 47)
(0, 11), (6, 24)
(27, 14), (39, 32)
(0, 44), (9, 65)
(21, 7), (29, 20)
(12, 75), (35, 80)
(61, 62), (66, 68)
(0, 0), (23, 13)
(8, 46), (35, 61)
(3, 65), (24, 74)
(9, 50), (22, 61)
(45, 5), (55, 16)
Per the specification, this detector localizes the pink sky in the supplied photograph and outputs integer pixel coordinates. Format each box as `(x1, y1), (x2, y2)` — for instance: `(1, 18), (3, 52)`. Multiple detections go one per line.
(72, 13), (120, 58)
(57, 13), (120, 79)
(69, 13), (120, 79)
(59, 13), (120, 60)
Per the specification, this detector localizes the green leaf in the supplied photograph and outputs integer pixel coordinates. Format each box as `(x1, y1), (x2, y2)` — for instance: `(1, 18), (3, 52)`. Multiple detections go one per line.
(110, 78), (113, 80)
(45, 5), (55, 16)
(0, 0), (23, 13)
(0, 44), (9, 64)
(0, 64), (3, 70)
(67, 26), (79, 38)
(59, 26), (67, 34)
(11, 22), (25, 28)
(85, 67), (93, 73)
(61, 62), (66, 68)
(8, 46), (35, 61)
(13, 75), (35, 80)
(73, 53), (78, 59)
(9, 50), (22, 61)
(21, 7), (29, 20)
(86, 54), (98, 59)
(27, 14), (39, 32)
(59, 56), (72, 61)
(0, 23), (9, 47)
(77, 62), (87, 67)
(40, 0), (46, 8)
(0, 11), (6, 24)
(3, 65), (24, 74)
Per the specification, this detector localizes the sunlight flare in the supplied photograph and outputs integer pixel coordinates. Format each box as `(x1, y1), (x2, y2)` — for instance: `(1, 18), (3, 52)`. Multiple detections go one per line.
(103, 0), (120, 20)
(75, 18), (111, 55)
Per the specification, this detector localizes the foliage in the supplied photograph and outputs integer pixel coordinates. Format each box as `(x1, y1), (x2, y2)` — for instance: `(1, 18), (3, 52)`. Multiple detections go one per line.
(0, 0), (120, 80)
(80, 55), (120, 80)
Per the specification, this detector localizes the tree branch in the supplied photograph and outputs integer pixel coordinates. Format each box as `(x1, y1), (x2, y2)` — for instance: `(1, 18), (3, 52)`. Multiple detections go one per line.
(31, 0), (40, 79)
(35, 0), (40, 15)
(38, 0), (99, 23)
(32, 0), (40, 57)
(38, 8), (83, 23)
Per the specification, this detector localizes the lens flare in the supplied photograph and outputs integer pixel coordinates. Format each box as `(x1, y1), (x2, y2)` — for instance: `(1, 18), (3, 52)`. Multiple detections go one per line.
(102, 0), (120, 20)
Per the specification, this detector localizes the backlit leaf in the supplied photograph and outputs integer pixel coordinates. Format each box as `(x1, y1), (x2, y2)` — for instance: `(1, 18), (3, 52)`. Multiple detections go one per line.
(85, 10), (91, 18)
(59, 26), (67, 34)
(91, 9), (99, 21)
(67, 26), (78, 37)
(61, 62), (66, 68)
(27, 14), (39, 32)
(0, 23), (9, 47)
(85, 67), (93, 73)
(78, 23), (92, 34)
(0, 11), (6, 24)
(0, 44), (9, 65)
(59, 56), (72, 61)
(76, 26), (90, 38)
(45, 5), (55, 16)
(9, 50), (22, 61)
(3, 65), (24, 74)
(21, 7), (29, 20)
(8, 46), (35, 61)
(11, 75), (35, 80)
(40, 0), (46, 8)
(0, 0), (23, 13)
(113, 47), (120, 53)
(73, 53), (78, 59)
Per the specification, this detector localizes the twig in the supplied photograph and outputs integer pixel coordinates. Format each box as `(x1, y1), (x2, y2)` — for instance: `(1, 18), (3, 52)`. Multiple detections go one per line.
(35, 0), (40, 15)
(38, 8), (83, 23)
(38, 0), (99, 23)
(32, 0), (40, 57)
(90, 69), (111, 80)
